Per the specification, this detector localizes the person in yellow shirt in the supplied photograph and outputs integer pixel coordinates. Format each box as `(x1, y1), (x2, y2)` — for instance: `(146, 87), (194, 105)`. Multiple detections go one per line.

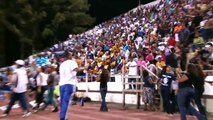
(156, 57), (166, 71)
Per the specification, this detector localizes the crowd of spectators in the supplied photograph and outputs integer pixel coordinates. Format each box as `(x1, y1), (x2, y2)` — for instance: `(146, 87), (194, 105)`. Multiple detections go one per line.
(21, 0), (213, 77)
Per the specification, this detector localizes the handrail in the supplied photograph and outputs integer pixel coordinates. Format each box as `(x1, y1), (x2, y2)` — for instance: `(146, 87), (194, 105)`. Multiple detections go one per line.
(181, 70), (213, 73)
(141, 65), (159, 79)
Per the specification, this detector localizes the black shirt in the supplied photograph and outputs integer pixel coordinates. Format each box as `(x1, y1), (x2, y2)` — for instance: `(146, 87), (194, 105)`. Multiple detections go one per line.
(100, 73), (108, 88)
(192, 15), (203, 28)
(166, 53), (178, 68)
(193, 76), (204, 89)
(178, 73), (193, 89)
(143, 76), (155, 88)
(160, 73), (176, 87)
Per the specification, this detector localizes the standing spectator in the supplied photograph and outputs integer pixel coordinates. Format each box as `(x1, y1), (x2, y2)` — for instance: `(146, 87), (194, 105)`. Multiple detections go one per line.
(59, 51), (86, 120)
(145, 50), (154, 62)
(159, 65), (176, 116)
(179, 23), (190, 47)
(59, 51), (77, 120)
(1, 60), (31, 117)
(176, 64), (205, 120)
(166, 48), (178, 68)
(147, 60), (158, 79)
(137, 56), (147, 68)
(97, 68), (109, 112)
(193, 64), (207, 120)
(142, 70), (155, 111)
(126, 57), (138, 89)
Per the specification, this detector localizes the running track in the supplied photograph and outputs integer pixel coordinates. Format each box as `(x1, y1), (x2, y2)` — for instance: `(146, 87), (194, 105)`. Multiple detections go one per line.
(0, 103), (213, 120)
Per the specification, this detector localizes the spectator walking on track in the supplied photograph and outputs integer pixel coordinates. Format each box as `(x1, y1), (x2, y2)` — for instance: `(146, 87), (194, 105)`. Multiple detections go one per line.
(33, 66), (48, 112)
(1, 60), (31, 117)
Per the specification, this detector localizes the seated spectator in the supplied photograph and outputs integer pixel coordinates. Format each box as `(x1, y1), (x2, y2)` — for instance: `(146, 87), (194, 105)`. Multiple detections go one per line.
(156, 57), (166, 71)
(193, 32), (204, 50)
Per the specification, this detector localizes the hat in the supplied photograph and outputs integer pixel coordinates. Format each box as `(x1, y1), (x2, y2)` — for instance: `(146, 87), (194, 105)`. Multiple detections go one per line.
(155, 55), (162, 60)
(15, 60), (25, 66)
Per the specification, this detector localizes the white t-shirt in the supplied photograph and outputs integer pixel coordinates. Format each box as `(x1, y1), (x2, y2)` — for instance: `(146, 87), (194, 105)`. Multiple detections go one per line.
(36, 72), (48, 86)
(126, 61), (138, 75)
(59, 60), (78, 86)
(13, 68), (28, 93)
(125, 50), (130, 59)
(175, 33), (179, 42)
(136, 37), (142, 45)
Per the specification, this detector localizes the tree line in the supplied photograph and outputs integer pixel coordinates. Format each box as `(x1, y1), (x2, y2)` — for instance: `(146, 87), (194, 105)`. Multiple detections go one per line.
(0, 0), (95, 66)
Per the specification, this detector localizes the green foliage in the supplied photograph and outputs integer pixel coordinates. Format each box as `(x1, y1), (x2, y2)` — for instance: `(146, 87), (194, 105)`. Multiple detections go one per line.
(0, 0), (95, 57)
(42, 28), (54, 39)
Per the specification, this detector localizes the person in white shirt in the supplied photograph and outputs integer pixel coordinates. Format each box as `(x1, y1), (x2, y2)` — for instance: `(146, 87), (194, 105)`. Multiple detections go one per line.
(33, 65), (48, 112)
(2, 60), (31, 117)
(59, 51), (87, 120)
(126, 57), (138, 89)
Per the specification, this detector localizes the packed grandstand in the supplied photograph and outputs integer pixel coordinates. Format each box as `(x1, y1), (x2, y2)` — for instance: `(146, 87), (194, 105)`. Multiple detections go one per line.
(0, 0), (213, 119)
(0, 0), (213, 76)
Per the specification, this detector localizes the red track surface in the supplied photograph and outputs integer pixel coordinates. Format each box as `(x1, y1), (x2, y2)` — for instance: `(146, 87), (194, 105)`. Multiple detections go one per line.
(0, 102), (213, 120)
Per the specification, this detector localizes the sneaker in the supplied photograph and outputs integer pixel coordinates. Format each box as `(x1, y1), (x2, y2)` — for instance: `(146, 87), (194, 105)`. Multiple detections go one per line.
(1, 113), (8, 117)
(40, 104), (47, 111)
(71, 101), (77, 105)
(22, 112), (31, 117)
(32, 106), (37, 110)
(33, 109), (38, 113)
(52, 107), (58, 112)
(168, 114), (174, 117)
(100, 107), (108, 112)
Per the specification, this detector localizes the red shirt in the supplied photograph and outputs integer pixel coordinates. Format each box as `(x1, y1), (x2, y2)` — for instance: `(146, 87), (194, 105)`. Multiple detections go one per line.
(161, 54), (166, 62)
(167, 37), (176, 47)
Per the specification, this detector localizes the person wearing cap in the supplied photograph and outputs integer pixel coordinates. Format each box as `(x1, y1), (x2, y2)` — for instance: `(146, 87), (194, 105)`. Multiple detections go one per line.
(1, 60), (31, 117)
